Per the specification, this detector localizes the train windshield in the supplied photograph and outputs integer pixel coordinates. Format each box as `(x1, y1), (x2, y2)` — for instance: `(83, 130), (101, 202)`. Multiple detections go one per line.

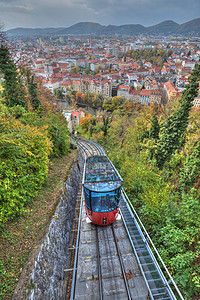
(85, 188), (121, 212)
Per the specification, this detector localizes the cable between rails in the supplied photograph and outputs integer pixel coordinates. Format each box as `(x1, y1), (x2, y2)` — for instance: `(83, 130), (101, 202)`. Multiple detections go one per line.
(95, 225), (103, 300)
(111, 223), (132, 300)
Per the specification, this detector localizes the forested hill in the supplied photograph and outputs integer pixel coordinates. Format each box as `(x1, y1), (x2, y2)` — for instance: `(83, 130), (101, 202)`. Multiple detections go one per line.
(6, 18), (200, 36)
(78, 65), (200, 300)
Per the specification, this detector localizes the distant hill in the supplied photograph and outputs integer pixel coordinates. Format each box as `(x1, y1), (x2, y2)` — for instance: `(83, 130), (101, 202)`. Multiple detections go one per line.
(6, 18), (200, 36)
(6, 27), (66, 36)
(147, 20), (179, 35)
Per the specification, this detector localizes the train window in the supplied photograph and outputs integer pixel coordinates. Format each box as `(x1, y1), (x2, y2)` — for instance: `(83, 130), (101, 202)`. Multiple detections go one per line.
(84, 188), (91, 209)
(90, 188), (121, 213)
(91, 192), (104, 212)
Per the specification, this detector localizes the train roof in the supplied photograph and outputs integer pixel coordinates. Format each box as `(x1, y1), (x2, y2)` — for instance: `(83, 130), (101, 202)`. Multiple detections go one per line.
(83, 155), (122, 192)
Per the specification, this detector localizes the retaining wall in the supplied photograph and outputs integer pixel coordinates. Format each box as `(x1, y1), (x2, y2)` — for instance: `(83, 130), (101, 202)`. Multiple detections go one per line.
(28, 152), (84, 299)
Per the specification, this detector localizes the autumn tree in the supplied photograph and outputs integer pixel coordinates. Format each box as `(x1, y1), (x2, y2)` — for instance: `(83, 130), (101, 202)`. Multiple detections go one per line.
(79, 114), (94, 131)
(103, 96), (125, 111)
(82, 93), (87, 103)
(76, 91), (82, 103)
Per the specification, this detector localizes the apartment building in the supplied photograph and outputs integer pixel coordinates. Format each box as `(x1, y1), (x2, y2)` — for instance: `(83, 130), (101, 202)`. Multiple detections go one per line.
(127, 89), (162, 106)
(193, 95), (200, 108)
(88, 80), (112, 97)
(164, 81), (180, 102)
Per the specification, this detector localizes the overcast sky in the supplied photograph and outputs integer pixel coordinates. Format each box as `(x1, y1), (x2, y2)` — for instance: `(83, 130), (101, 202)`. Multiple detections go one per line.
(0, 0), (200, 30)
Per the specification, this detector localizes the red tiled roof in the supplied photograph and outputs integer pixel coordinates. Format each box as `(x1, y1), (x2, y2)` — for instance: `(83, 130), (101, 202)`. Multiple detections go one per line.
(71, 111), (83, 118)
(119, 85), (131, 91)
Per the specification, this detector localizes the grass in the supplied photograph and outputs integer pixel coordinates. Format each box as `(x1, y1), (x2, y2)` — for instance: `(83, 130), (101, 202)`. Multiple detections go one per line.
(0, 150), (77, 300)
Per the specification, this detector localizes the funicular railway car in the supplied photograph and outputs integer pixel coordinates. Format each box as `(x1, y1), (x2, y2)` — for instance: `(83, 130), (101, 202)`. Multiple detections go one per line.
(83, 155), (122, 225)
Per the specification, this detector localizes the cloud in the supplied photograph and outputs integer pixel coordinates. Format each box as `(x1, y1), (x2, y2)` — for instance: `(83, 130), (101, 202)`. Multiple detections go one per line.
(2, 4), (34, 13)
(0, 0), (199, 29)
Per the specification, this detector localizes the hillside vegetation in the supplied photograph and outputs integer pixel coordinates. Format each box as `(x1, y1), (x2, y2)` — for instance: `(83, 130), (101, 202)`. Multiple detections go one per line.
(0, 39), (72, 299)
(78, 65), (200, 299)
(0, 42), (70, 224)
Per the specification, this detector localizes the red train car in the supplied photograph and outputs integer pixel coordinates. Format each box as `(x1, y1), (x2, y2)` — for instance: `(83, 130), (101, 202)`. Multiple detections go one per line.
(83, 155), (122, 226)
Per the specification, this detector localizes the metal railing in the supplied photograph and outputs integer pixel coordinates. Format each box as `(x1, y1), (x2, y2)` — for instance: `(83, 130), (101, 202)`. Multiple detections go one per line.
(70, 149), (86, 300)
(120, 188), (184, 300)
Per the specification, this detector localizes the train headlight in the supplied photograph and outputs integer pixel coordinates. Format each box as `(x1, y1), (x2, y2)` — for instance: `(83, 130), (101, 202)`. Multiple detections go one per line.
(102, 217), (107, 225)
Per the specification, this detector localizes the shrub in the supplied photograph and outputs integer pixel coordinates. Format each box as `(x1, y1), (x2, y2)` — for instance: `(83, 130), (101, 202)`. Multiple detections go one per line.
(45, 112), (70, 158)
(0, 116), (51, 223)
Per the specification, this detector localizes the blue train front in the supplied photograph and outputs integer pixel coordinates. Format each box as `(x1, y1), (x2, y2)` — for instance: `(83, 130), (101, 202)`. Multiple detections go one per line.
(83, 155), (122, 225)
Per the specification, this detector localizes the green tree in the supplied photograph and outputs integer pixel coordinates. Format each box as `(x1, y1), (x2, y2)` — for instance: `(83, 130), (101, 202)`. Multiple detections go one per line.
(46, 112), (70, 158)
(0, 116), (51, 222)
(71, 65), (79, 74)
(23, 68), (41, 110)
(154, 64), (200, 169)
(102, 115), (112, 136)
(84, 66), (91, 75)
(53, 88), (64, 100)
(149, 115), (160, 139)
(180, 140), (200, 191)
(0, 45), (26, 108)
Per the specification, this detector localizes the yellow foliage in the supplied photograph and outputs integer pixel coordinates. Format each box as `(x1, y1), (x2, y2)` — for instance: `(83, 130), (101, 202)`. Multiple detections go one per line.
(80, 114), (94, 130)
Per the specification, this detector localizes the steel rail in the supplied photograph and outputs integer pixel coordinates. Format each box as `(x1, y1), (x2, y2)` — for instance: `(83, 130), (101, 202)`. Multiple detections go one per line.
(78, 138), (104, 155)
(111, 223), (132, 300)
(70, 189), (83, 300)
(81, 141), (99, 156)
(70, 154), (86, 300)
(95, 225), (104, 300)
(78, 141), (94, 157)
(79, 139), (99, 156)
(75, 138), (91, 156)
(87, 140), (105, 155)
(91, 141), (105, 155)
(73, 137), (105, 156)
(89, 141), (105, 155)
(87, 140), (102, 155)
(78, 141), (93, 157)
(81, 142), (99, 156)
(77, 141), (87, 155)
(70, 139), (101, 299)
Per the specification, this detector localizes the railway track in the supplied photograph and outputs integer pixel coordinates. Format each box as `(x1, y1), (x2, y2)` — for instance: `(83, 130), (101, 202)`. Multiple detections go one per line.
(67, 138), (184, 300)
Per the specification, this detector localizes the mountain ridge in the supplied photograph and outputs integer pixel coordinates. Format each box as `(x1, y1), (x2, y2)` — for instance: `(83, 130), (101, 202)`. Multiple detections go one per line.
(6, 18), (200, 36)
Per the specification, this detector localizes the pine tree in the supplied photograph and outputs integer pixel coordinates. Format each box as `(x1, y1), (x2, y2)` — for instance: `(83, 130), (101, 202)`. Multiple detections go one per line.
(154, 64), (200, 169)
(149, 115), (160, 139)
(0, 45), (26, 107)
(24, 68), (41, 110)
(102, 115), (112, 136)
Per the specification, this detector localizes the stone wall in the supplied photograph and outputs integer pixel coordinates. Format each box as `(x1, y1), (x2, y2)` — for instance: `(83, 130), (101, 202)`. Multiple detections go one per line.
(28, 152), (84, 299)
